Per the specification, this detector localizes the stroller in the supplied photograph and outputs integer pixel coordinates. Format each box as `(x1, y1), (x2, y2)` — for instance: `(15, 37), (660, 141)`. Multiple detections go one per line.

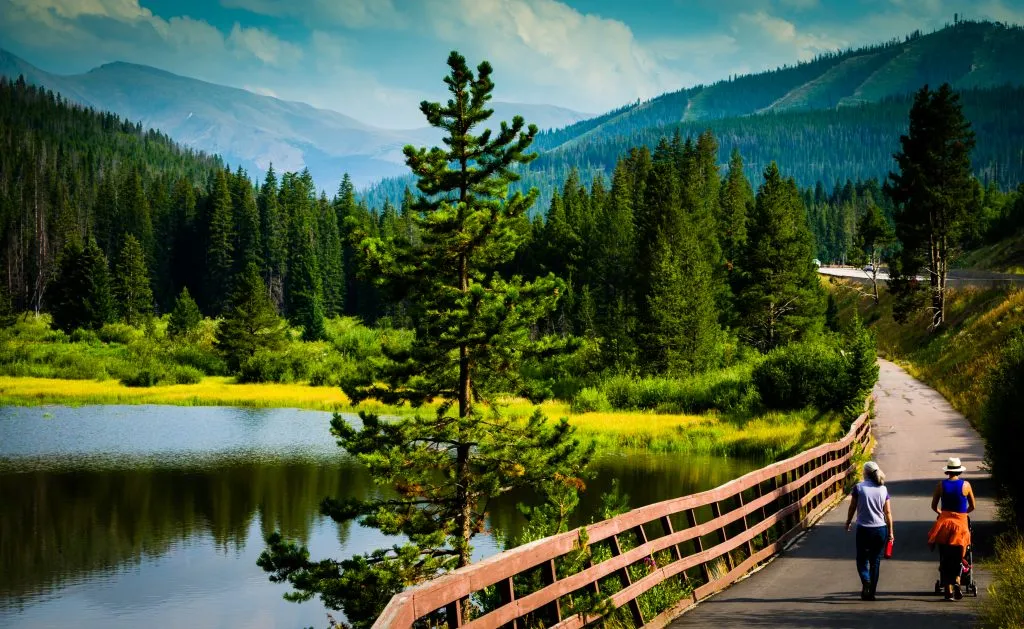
(934, 517), (978, 597)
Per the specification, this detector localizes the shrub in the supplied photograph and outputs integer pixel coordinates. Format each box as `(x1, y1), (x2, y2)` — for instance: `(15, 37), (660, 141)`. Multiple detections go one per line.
(753, 339), (848, 411)
(70, 328), (100, 344)
(121, 363), (167, 387)
(168, 344), (229, 376)
(979, 533), (1024, 629)
(983, 332), (1024, 526)
(238, 347), (313, 384)
(43, 329), (69, 343)
(98, 322), (140, 345)
(599, 363), (760, 415)
(571, 387), (611, 413)
(168, 365), (204, 385)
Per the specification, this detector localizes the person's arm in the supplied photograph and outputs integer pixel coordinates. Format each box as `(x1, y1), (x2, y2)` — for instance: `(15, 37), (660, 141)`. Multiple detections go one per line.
(884, 498), (894, 541)
(931, 481), (942, 514)
(846, 487), (859, 532)
(964, 480), (976, 513)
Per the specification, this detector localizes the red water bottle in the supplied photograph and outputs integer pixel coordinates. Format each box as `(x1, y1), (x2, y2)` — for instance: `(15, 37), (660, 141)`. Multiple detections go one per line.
(884, 539), (894, 559)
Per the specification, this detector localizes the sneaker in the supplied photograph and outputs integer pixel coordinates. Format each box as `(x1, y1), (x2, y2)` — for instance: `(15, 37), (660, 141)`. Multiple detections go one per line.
(953, 585), (963, 601)
(861, 584), (871, 601)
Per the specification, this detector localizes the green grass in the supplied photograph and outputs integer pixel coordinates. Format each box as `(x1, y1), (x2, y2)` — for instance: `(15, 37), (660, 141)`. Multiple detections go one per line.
(979, 533), (1024, 629)
(956, 234), (1024, 274)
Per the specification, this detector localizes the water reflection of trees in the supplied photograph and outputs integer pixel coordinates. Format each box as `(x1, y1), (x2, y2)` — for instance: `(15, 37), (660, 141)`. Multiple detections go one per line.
(487, 453), (763, 537)
(0, 452), (763, 608)
(0, 460), (370, 604)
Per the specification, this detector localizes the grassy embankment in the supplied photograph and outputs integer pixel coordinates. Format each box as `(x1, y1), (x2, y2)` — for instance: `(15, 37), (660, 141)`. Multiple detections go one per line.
(957, 233), (1024, 275)
(828, 276), (1024, 427)
(0, 315), (849, 458)
(828, 276), (1024, 628)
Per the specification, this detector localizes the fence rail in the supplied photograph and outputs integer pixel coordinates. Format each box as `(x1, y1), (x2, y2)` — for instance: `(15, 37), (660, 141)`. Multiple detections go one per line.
(373, 397), (874, 629)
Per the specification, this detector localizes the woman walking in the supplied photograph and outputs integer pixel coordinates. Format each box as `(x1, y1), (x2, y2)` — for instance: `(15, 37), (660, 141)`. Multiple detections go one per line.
(928, 457), (975, 601)
(845, 461), (894, 601)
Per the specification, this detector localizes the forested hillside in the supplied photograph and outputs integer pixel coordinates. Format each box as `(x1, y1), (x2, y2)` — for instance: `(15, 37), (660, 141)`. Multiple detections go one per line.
(536, 19), (1024, 148)
(365, 21), (1024, 211)
(0, 77), (383, 325)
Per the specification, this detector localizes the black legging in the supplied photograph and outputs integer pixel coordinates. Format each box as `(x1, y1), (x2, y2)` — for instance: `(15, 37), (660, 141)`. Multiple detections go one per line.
(939, 544), (964, 586)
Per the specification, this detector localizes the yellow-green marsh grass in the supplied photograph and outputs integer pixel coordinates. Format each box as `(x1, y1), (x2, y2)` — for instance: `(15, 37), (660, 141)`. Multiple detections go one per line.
(0, 376), (841, 457)
(0, 376), (360, 411)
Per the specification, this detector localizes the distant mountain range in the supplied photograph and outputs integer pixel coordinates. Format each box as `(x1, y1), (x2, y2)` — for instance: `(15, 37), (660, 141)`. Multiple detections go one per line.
(0, 49), (591, 192)
(5, 19), (1024, 201)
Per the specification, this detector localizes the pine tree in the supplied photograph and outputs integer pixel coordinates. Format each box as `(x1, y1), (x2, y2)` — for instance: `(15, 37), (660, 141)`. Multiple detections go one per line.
(231, 167), (261, 275)
(50, 238), (113, 332)
(283, 175), (326, 341)
(118, 167), (154, 267)
(735, 162), (824, 351)
(855, 200), (893, 303)
(720, 148), (752, 270)
(113, 234), (154, 327)
(215, 262), (286, 371)
(167, 286), (202, 340)
(317, 193), (344, 317)
(258, 165), (287, 311)
(885, 83), (977, 329)
(258, 51), (590, 628)
(206, 169), (235, 314)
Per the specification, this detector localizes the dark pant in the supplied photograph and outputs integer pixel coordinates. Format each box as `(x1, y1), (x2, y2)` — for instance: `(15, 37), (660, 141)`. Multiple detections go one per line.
(939, 544), (964, 587)
(856, 525), (888, 592)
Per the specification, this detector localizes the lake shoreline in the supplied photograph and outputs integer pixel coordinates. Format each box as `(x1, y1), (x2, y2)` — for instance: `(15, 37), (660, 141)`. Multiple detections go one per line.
(0, 375), (845, 458)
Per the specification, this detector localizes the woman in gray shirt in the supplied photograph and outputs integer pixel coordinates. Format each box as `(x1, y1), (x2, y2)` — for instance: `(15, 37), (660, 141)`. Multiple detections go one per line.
(845, 461), (895, 600)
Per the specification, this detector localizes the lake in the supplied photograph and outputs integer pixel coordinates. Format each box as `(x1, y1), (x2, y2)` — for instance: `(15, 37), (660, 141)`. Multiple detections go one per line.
(0, 405), (763, 629)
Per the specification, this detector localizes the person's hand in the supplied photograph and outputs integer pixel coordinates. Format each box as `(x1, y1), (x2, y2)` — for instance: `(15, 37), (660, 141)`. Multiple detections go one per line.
(845, 521), (852, 532)
(888, 533), (894, 542)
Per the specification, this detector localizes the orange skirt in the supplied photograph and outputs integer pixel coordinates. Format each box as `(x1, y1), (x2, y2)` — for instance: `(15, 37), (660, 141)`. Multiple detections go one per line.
(928, 511), (970, 551)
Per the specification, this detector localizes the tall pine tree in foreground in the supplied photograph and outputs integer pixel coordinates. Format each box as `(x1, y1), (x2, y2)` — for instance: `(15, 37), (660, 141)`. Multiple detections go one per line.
(885, 83), (976, 329)
(258, 51), (591, 628)
(735, 163), (824, 350)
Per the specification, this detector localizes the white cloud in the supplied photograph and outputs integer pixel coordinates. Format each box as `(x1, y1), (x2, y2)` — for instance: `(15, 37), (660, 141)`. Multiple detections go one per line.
(220, 0), (406, 29)
(734, 10), (845, 62)
(228, 23), (303, 67)
(422, 0), (685, 112)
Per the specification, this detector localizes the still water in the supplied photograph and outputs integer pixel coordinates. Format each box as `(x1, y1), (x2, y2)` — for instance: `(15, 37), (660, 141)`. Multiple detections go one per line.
(0, 405), (762, 629)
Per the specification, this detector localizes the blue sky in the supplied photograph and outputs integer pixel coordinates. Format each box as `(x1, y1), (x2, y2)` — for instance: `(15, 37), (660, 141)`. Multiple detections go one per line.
(2, 0), (1024, 128)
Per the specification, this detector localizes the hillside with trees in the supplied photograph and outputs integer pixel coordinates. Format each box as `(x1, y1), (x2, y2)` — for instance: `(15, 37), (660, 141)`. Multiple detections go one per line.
(366, 21), (1024, 212)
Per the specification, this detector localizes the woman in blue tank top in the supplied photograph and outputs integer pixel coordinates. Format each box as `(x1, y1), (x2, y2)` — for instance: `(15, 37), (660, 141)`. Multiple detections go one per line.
(928, 457), (976, 600)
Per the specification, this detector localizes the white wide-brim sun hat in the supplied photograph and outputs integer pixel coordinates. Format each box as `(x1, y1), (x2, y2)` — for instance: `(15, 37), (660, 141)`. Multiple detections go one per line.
(944, 457), (966, 474)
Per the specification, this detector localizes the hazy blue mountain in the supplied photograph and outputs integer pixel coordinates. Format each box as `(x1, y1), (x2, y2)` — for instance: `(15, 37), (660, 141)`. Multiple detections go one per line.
(0, 49), (590, 193)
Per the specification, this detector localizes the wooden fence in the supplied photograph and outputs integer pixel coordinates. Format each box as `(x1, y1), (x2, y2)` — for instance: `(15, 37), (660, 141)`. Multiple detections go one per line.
(373, 397), (873, 629)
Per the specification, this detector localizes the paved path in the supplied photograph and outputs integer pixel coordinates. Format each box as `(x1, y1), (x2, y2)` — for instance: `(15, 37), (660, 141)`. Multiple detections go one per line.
(669, 359), (998, 629)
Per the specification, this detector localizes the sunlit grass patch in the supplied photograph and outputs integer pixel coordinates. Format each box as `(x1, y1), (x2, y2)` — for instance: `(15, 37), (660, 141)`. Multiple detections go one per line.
(0, 376), (356, 411)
